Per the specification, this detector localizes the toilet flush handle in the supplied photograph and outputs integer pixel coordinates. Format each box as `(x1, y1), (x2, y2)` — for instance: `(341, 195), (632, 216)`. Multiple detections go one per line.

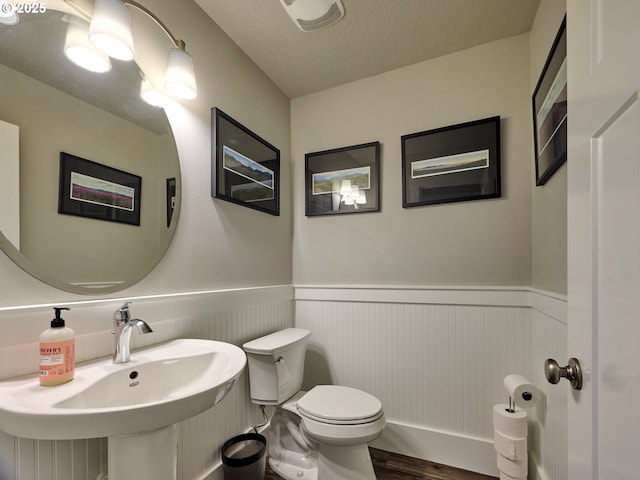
(274, 356), (293, 385)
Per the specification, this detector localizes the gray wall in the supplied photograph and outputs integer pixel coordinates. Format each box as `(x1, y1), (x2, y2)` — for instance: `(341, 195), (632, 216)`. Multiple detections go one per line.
(0, 0), (292, 308)
(530, 0), (568, 294)
(292, 34), (533, 287)
(0, 64), (178, 285)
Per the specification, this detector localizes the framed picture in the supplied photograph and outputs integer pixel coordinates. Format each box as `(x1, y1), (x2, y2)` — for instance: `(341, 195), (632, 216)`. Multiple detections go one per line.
(211, 108), (280, 216)
(166, 177), (176, 227)
(58, 152), (142, 225)
(532, 16), (567, 186)
(401, 116), (501, 208)
(305, 141), (380, 216)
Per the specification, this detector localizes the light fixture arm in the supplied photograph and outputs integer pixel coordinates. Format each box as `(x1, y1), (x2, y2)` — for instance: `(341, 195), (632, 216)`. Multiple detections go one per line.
(63, 0), (196, 100)
(122, 0), (186, 51)
(64, 0), (187, 51)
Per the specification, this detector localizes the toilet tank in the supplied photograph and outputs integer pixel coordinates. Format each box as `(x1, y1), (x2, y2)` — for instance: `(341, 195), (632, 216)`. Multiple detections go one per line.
(242, 328), (311, 405)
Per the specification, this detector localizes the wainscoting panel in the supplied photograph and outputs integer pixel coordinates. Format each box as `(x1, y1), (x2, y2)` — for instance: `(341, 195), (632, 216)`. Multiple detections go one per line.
(297, 298), (531, 439)
(529, 290), (568, 480)
(0, 285), (567, 480)
(0, 435), (105, 480)
(295, 286), (565, 477)
(0, 286), (294, 480)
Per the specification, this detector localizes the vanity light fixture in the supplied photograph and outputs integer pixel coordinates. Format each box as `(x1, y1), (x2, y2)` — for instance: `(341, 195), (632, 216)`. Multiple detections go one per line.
(140, 75), (166, 107)
(64, 16), (112, 73)
(66, 0), (197, 102)
(164, 41), (197, 100)
(89, 0), (135, 60)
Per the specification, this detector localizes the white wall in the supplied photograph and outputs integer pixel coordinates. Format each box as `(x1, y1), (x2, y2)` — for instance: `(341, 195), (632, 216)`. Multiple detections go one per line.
(292, 34), (533, 286)
(294, 287), (567, 479)
(297, 286), (533, 477)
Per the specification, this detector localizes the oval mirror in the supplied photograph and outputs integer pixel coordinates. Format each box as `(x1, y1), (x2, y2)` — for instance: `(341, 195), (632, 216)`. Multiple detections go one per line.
(0, 9), (180, 294)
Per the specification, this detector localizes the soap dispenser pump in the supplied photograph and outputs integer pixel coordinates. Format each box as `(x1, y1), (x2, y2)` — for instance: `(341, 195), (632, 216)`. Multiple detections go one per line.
(39, 307), (75, 386)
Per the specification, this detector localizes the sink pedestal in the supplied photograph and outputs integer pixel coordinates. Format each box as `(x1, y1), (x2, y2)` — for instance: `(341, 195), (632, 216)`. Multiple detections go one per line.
(109, 424), (178, 480)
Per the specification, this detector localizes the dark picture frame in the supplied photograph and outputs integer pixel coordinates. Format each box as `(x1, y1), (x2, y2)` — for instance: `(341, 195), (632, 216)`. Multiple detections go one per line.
(166, 177), (176, 227)
(401, 116), (501, 208)
(532, 16), (567, 186)
(58, 152), (142, 225)
(211, 108), (280, 216)
(305, 141), (380, 216)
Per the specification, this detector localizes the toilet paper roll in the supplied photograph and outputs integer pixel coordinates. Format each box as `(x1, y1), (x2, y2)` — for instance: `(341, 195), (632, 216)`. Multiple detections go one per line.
(494, 429), (527, 460)
(493, 404), (527, 438)
(497, 453), (527, 478)
(503, 374), (540, 408)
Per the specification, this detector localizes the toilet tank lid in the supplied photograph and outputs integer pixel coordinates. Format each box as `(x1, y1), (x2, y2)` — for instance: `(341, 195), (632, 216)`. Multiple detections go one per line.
(243, 328), (311, 355)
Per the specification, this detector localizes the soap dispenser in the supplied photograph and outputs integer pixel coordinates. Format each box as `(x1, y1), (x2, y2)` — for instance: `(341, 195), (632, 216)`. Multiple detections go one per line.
(39, 307), (75, 386)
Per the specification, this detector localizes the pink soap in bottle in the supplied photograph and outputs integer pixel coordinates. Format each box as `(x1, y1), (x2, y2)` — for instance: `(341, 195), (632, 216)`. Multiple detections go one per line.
(39, 307), (75, 386)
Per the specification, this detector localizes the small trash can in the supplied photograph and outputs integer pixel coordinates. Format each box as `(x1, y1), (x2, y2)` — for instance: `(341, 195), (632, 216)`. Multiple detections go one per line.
(221, 432), (267, 480)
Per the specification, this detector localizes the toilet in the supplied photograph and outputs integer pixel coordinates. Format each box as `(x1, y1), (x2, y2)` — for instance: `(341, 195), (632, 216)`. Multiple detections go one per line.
(242, 328), (385, 480)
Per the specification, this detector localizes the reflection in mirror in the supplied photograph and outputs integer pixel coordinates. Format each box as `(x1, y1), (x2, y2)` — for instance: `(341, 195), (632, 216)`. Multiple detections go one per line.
(0, 9), (180, 294)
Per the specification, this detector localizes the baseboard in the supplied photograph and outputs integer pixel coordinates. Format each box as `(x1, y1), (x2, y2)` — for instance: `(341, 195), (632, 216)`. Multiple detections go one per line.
(200, 466), (223, 480)
(370, 420), (499, 477)
(529, 457), (549, 480)
(206, 421), (501, 478)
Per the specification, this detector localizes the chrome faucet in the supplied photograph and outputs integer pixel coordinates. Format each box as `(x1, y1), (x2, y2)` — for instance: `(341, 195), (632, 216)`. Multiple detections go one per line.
(112, 301), (153, 364)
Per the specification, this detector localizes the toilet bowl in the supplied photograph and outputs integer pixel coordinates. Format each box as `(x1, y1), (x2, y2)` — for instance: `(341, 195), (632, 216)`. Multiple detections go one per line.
(242, 329), (385, 480)
(297, 385), (385, 443)
(298, 385), (385, 480)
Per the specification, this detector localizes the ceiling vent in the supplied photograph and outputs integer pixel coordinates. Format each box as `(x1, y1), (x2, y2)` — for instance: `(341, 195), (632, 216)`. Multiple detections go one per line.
(279, 0), (345, 32)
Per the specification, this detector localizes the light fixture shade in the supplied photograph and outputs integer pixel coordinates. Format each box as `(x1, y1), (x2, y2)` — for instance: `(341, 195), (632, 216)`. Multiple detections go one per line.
(65, 19), (112, 73)
(339, 179), (352, 195)
(164, 48), (197, 99)
(89, 0), (134, 61)
(140, 78), (166, 107)
(0, 1), (18, 25)
(356, 190), (367, 204)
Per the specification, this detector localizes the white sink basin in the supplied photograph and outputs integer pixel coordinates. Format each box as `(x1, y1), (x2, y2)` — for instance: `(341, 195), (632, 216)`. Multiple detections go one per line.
(0, 339), (246, 440)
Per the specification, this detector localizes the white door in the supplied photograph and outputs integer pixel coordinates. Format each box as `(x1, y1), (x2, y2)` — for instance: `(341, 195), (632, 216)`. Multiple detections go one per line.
(567, 1), (640, 479)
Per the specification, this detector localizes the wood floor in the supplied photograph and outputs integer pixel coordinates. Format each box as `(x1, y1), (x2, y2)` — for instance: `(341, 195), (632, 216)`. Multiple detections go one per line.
(265, 448), (497, 480)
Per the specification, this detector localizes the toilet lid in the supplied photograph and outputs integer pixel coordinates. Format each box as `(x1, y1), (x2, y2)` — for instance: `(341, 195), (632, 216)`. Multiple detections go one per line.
(297, 385), (383, 424)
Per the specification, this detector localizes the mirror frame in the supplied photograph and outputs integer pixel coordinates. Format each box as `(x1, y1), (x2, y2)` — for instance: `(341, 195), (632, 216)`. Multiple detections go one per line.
(0, 8), (182, 295)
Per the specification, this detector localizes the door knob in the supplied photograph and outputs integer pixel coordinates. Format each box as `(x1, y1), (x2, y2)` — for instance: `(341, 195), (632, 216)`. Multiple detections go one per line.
(544, 358), (583, 390)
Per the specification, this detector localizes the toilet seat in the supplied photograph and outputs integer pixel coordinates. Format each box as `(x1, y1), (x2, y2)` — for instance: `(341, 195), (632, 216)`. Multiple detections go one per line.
(297, 385), (383, 425)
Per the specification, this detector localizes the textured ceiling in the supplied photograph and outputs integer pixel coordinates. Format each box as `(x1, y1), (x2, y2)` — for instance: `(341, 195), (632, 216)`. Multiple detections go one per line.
(196, 0), (540, 98)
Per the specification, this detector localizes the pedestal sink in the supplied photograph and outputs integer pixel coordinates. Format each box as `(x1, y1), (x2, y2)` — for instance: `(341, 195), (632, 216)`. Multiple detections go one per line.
(0, 339), (246, 480)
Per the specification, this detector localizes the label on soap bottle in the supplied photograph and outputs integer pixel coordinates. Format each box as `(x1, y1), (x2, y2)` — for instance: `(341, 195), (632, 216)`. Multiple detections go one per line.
(39, 339), (75, 382)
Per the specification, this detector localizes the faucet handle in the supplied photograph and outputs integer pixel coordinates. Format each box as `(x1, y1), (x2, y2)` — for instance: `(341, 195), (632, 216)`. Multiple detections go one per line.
(114, 301), (133, 322)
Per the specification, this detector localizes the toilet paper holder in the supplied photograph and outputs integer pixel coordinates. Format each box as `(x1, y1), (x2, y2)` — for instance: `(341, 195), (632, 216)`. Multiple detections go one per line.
(544, 357), (583, 390)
